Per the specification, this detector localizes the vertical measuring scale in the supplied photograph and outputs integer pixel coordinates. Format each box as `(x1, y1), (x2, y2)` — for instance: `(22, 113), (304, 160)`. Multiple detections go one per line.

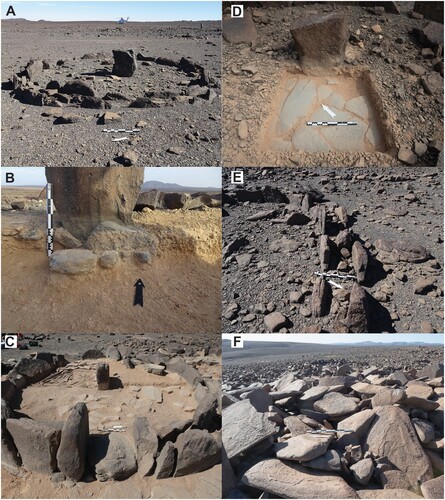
(46, 183), (54, 256)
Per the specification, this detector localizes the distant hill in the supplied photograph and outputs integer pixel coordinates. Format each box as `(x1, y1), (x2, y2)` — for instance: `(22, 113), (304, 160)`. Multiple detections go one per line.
(222, 339), (443, 362)
(141, 180), (220, 193)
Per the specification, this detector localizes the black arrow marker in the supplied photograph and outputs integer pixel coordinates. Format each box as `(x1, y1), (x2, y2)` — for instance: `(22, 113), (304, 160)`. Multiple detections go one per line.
(134, 279), (145, 307)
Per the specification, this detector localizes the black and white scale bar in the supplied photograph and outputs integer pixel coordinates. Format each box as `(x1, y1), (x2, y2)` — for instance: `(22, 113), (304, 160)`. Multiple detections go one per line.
(306, 121), (358, 126)
(46, 183), (54, 257)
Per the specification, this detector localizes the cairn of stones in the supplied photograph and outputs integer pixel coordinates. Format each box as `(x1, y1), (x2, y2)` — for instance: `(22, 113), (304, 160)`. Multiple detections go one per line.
(222, 360), (444, 499)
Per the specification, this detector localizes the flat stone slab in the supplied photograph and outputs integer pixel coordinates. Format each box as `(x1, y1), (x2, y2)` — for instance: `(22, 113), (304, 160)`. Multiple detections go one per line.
(275, 433), (333, 461)
(242, 458), (358, 498)
(223, 400), (277, 459)
(314, 392), (359, 417)
(365, 405), (433, 485)
(267, 74), (385, 154)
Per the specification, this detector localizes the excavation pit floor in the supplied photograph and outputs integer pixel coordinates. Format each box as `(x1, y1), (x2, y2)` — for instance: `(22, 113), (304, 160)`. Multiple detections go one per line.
(265, 73), (386, 154)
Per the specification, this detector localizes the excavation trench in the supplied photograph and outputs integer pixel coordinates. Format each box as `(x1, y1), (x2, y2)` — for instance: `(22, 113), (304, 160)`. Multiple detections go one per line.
(262, 67), (396, 155)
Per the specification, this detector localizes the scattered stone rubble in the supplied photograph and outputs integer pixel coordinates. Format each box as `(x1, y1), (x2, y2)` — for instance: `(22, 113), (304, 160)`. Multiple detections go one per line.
(2, 340), (222, 483)
(223, 355), (444, 499)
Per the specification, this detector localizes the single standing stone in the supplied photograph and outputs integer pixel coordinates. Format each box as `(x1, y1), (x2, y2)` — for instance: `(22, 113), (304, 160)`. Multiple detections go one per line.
(320, 235), (331, 271)
(57, 402), (89, 481)
(346, 283), (370, 333)
(112, 50), (137, 77)
(290, 13), (348, 69)
(45, 167), (144, 239)
(96, 363), (110, 390)
(312, 278), (331, 317)
(352, 241), (368, 284)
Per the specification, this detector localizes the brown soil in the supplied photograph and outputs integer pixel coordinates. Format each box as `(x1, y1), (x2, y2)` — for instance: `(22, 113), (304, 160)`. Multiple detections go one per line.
(1, 189), (221, 334)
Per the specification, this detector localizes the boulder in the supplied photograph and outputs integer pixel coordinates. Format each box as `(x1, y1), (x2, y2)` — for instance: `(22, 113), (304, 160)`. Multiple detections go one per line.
(223, 400), (277, 459)
(275, 433), (333, 461)
(60, 80), (95, 96)
(25, 59), (44, 81)
(45, 167), (144, 240)
(99, 250), (120, 269)
(174, 429), (221, 477)
(193, 390), (218, 430)
(155, 419), (192, 442)
(223, 10), (257, 45)
(371, 388), (406, 407)
(418, 363), (444, 378)
(8, 357), (52, 384)
(364, 405), (433, 485)
(314, 392), (358, 417)
(412, 418), (435, 444)
(242, 458), (358, 498)
(420, 476), (444, 499)
(166, 357), (202, 387)
(374, 239), (430, 263)
(162, 192), (191, 209)
(89, 433), (137, 481)
(112, 50), (137, 77)
(290, 13), (348, 69)
(6, 418), (63, 473)
(264, 311), (288, 332)
(135, 190), (161, 211)
(413, 2), (444, 22)
(54, 227), (82, 249)
(49, 249), (97, 274)
(337, 409), (376, 448)
(155, 441), (175, 479)
(350, 458), (374, 485)
(304, 449), (342, 472)
(57, 403), (89, 481)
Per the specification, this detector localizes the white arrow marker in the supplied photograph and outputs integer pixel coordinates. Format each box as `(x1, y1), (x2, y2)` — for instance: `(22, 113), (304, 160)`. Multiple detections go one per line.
(322, 105), (336, 118)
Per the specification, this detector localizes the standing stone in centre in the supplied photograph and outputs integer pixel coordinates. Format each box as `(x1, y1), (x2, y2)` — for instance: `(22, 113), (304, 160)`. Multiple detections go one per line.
(290, 13), (348, 70)
(45, 167), (144, 240)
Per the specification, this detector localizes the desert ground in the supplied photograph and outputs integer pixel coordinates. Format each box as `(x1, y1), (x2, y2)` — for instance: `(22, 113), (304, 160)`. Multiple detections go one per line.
(222, 167), (443, 333)
(222, 1), (444, 167)
(2, 333), (221, 498)
(1, 19), (221, 166)
(1, 184), (222, 334)
(222, 340), (444, 499)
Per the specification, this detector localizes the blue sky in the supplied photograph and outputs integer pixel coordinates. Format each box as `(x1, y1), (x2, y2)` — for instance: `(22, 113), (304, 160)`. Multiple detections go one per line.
(1, 1), (221, 21)
(222, 334), (444, 345)
(1, 167), (221, 188)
